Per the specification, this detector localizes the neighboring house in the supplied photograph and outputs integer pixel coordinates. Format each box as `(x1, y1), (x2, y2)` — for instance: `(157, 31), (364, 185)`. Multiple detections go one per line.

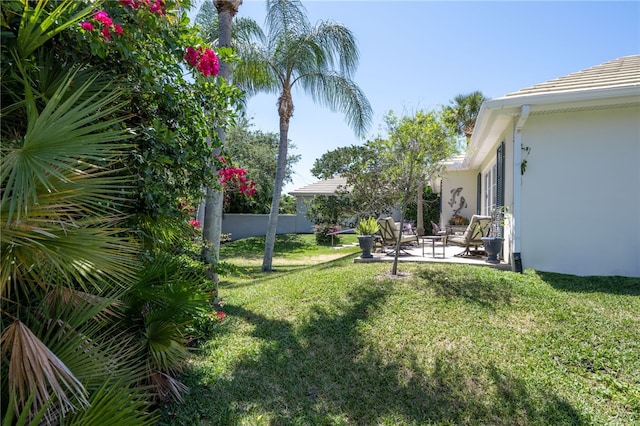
(288, 175), (349, 232)
(438, 55), (640, 277)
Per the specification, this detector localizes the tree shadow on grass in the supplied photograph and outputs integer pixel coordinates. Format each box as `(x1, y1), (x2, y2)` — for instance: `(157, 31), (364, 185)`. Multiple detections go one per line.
(159, 280), (586, 425)
(221, 253), (359, 291)
(417, 267), (514, 310)
(536, 271), (640, 295)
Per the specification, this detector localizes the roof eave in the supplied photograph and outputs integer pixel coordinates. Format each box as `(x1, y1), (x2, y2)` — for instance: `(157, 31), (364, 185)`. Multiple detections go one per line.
(463, 85), (640, 169)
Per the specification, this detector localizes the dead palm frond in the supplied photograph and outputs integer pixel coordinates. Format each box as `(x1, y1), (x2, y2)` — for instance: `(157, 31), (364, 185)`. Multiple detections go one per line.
(149, 371), (188, 403)
(1, 320), (89, 422)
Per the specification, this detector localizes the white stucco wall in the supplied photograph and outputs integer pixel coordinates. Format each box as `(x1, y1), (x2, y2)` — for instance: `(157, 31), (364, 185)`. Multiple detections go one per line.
(519, 106), (640, 277)
(439, 170), (478, 227)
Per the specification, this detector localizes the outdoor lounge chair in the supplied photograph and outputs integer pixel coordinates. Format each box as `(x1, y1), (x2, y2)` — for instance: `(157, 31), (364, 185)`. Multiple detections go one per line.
(376, 217), (419, 255)
(447, 214), (491, 257)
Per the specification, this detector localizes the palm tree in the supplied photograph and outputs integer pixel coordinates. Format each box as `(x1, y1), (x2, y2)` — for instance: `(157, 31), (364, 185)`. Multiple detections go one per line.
(232, 0), (372, 271)
(444, 90), (487, 142)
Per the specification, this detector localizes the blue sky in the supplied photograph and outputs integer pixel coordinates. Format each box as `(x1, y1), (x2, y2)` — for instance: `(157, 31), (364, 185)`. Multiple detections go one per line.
(190, 1), (639, 193)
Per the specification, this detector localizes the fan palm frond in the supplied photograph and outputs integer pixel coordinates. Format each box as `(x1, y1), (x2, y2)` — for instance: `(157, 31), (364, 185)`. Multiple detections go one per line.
(1, 67), (132, 224)
(64, 379), (156, 426)
(15, 0), (93, 59)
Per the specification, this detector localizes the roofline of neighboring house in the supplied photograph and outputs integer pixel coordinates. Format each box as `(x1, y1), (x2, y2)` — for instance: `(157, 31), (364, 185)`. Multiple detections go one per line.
(288, 175), (351, 197)
(463, 84), (640, 169)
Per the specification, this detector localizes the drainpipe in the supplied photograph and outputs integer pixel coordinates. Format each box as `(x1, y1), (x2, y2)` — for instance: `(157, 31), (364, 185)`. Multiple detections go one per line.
(512, 104), (530, 273)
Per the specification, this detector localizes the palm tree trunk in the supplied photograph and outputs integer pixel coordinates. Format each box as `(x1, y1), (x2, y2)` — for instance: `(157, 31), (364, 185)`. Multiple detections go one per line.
(262, 88), (292, 272)
(202, 0), (241, 296)
(261, 117), (289, 271)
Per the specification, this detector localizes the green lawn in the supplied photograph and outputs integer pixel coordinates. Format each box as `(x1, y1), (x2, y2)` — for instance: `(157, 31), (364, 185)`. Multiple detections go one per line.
(159, 235), (640, 425)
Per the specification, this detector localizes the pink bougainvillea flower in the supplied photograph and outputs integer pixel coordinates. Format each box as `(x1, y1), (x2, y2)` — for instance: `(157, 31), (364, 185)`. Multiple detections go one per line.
(150, 0), (166, 14)
(94, 11), (113, 26)
(197, 48), (220, 76)
(184, 46), (199, 66)
(119, 0), (139, 8)
(188, 219), (201, 227)
(184, 46), (220, 77)
(217, 166), (257, 197)
(80, 21), (94, 31)
(114, 24), (123, 35)
(101, 27), (112, 40)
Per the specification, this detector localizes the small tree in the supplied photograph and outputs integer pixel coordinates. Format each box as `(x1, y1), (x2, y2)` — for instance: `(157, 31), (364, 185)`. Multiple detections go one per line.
(379, 110), (456, 275)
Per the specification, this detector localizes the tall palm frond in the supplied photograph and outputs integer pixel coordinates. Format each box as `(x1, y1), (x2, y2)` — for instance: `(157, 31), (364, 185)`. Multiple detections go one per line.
(265, 0), (309, 40)
(300, 71), (371, 136)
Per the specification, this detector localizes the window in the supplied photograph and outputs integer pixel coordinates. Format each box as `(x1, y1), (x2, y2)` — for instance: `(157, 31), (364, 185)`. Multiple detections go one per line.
(483, 141), (505, 215)
(483, 164), (497, 214)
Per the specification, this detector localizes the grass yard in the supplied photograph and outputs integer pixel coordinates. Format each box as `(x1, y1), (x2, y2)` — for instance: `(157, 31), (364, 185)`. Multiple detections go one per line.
(158, 235), (639, 425)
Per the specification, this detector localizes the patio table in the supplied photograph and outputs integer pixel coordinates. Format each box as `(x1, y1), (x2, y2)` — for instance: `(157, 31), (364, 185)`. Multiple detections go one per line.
(421, 235), (446, 258)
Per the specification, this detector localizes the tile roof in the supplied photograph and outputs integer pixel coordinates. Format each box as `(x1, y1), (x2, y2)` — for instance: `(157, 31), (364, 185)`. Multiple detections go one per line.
(288, 175), (349, 196)
(505, 55), (640, 97)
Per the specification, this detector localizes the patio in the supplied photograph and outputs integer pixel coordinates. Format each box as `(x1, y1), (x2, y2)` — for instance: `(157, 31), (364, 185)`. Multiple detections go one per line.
(352, 237), (512, 271)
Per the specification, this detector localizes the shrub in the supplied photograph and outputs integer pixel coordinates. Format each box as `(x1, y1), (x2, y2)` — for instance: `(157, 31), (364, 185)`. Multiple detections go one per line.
(313, 224), (341, 245)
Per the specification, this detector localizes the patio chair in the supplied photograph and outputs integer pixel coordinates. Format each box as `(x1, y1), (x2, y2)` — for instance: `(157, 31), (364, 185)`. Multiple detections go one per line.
(376, 217), (419, 255)
(447, 214), (491, 257)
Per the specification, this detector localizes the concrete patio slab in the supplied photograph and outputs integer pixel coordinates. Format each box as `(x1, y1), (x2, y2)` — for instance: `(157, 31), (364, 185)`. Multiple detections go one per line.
(353, 238), (512, 271)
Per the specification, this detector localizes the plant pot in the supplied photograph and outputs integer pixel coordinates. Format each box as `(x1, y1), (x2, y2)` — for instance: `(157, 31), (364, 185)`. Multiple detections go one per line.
(481, 237), (504, 264)
(357, 235), (376, 258)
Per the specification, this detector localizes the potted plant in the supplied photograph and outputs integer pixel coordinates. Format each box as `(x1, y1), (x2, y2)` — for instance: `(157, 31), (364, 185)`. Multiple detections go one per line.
(355, 217), (380, 258)
(481, 207), (507, 264)
(447, 214), (469, 235)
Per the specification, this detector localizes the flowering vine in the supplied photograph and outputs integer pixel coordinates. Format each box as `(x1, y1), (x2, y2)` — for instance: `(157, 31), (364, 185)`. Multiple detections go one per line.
(184, 46), (220, 77)
(80, 10), (123, 41)
(118, 0), (167, 15)
(215, 155), (257, 197)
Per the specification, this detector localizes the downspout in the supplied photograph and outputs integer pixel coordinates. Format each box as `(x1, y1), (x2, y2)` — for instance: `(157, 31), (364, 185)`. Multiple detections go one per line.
(512, 104), (530, 273)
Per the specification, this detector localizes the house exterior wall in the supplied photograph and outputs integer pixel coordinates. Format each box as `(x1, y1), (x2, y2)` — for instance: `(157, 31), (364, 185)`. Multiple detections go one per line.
(519, 106), (640, 277)
(439, 170), (478, 227)
(294, 196), (315, 233)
